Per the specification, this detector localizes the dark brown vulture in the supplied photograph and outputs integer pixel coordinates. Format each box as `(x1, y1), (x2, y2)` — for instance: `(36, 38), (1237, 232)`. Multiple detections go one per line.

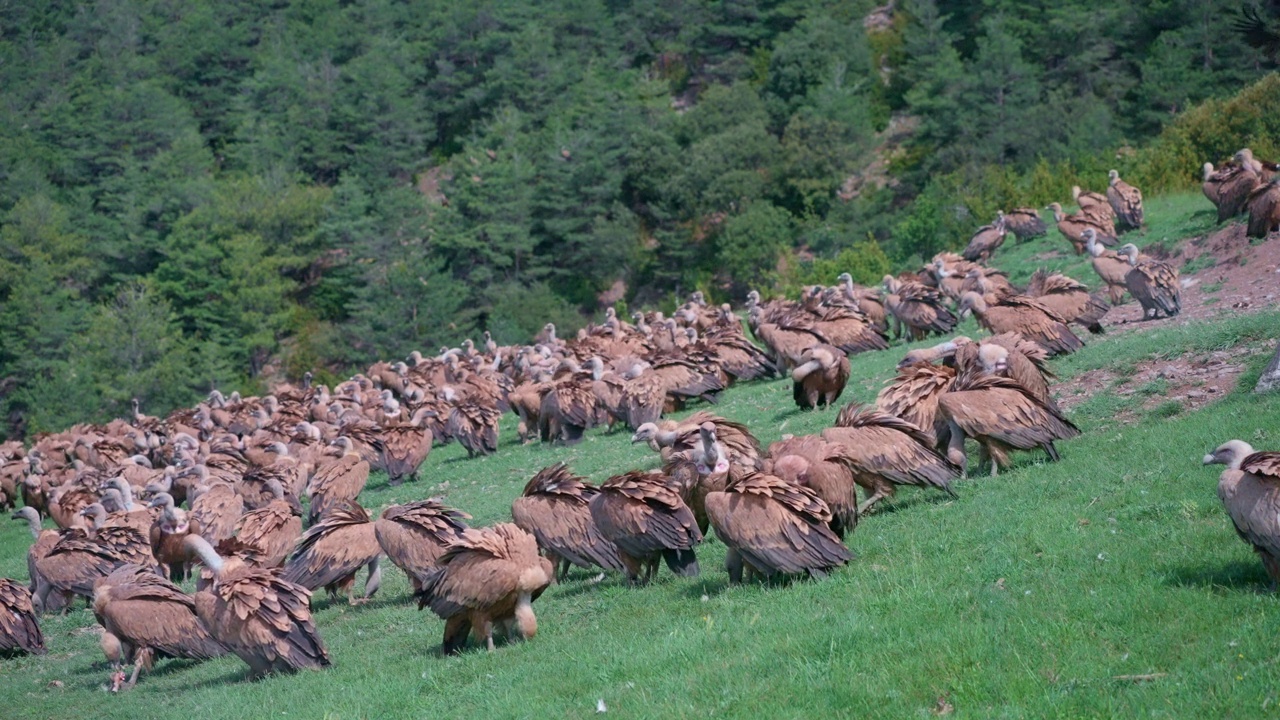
(1047, 202), (1116, 254)
(876, 361), (958, 449)
(92, 564), (226, 689)
(701, 320), (780, 383)
(1203, 441), (1280, 586)
(186, 536), (331, 678)
(1026, 269), (1109, 334)
(1202, 161), (1261, 222)
(35, 520), (155, 609)
(1085, 229), (1131, 305)
(820, 403), (960, 514)
(1106, 169), (1144, 231)
(375, 499), (470, 592)
(959, 292), (1084, 357)
(539, 361), (599, 444)
(415, 523), (554, 654)
(762, 435), (859, 537)
(792, 344), (851, 410)
(1119, 244), (1181, 319)
(1072, 185), (1113, 222)
(443, 386), (501, 457)
(705, 472), (852, 583)
(588, 470), (702, 585)
(282, 502), (382, 605)
(952, 334), (1056, 410)
(379, 406), (434, 484)
(306, 437), (369, 526)
(511, 464), (624, 581)
(147, 492), (201, 582)
(962, 218), (1007, 263)
(1246, 176), (1280, 239)
(939, 373), (1080, 476)
(0, 578), (44, 655)
(1000, 208), (1048, 242)
(883, 276), (958, 340)
(233, 478), (303, 568)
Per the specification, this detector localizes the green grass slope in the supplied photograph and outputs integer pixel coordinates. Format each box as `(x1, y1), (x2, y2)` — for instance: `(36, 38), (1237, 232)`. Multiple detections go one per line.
(1, 196), (1278, 719)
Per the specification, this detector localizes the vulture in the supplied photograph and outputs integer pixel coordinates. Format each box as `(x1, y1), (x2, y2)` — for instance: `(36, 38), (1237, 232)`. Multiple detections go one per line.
(0, 578), (44, 655)
(705, 472), (852, 583)
(1119, 244), (1181, 319)
(1202, 161), (1261, 222)
(306, 438), (369, 526)
(185, 474), (243, 546)
(444, 387), (502, 457)
(1203, 441), (1280, 586)
(92, 564), (226, 689)
(282, 502), (382, 605)
(539, 362), (599, 444)
(1026, 269), (1109, 334)
(147, 492), (201, 582)
(959, 292), (1083, 357)
(1072, 185), (1112, 218)
(35, 520), (154, 609)
(876, 360), (958, 448)
(379, 406), (434, 484)
(375, 499), (470, 592)
(511, 464), (625, 581)
(588, 470), (702, 585)
(882, 276), (958, 340)
(11, 506), (65, 608)
(1000, 208), (1048, 242)
(939, 373), (1080, 476)
(821, 403), (960, 513)
(233, 478), (303, 568)
(415, 523), (553, 654)
(953, 335), (1056, 411)
(1106, 169), (1144, 231)
(1085, 229), (1131, 305)
(1235, 148), (1278, 181)
(792, 344), (851, 410)
(961, 218), (1007, 263)
(186, 536), (331, 678)
(1246, 176), (1280, 239)
(762, 435), (860, 537)
(1047, 203), (1116, 254)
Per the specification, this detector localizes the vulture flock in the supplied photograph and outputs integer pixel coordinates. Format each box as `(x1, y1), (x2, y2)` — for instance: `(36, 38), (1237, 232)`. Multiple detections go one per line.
(0, 162), (1274, 693)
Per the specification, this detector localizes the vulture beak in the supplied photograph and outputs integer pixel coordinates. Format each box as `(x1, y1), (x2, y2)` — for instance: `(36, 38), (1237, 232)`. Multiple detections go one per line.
(1201, 452), (1216, 465)
(629, 432), (643, 444)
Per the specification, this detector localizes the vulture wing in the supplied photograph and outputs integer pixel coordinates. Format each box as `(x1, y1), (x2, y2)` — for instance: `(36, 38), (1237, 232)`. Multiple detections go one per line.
(0, 578), (44, 654)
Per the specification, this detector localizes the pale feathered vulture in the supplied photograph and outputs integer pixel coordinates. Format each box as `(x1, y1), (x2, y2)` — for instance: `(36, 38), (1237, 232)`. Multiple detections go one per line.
(1204, 441), (1280, 586)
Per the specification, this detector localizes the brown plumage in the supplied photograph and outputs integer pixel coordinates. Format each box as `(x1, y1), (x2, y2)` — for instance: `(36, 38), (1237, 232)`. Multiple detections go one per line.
(821, 403), (960, 514)
(763, 435), (859, 537)
(1072, 185), (1113, 222)
(792, 344), (851, 410)
(282, 502), (382, 605)
(1246, 176), (1280, 239)
(939, 373), (1080, 476)
(1203, 441), (1280, 585)
(189, 480), (243, 546)
(962, 220), (1007, 263)
(883, 277), (958, 340)
(1000, 208), (1047, 242)
(233, 479), (303, 568)
(375, 499), (470, 592)
(379, 407), (434, 484)
(147, 493), (201, 582)
(35, 523), (155, 608)
(1202, 161), (1261, 222)
(1026, 269), (1108, 334)
(539, 364), (599, 444)
(705, 472), (852, 583)
(187, 536), (331, 678)
(959, 292), (1083, 357)
(11, 507), (63, 605)
(953, 335), (1056, 410)
(444, 388), (501, 457)
(92, 564), (225, 688)
(0, 578), (44, 655)
(1085, 229), (1130, 305)
(1106, 169), (1144, 231)
(588, 470), (702, 585)
(876, 361), (958, 448)
(1048, 202), (1116, 254)
(511, 464), (624, 580)
(306, 439), (369, 526)
(415, 523), (554, 654)
(1119, 244), (1180, 319)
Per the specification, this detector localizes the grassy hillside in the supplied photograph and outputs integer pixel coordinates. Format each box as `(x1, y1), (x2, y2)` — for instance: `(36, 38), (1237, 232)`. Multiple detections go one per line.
(1, 198), (1278, 718)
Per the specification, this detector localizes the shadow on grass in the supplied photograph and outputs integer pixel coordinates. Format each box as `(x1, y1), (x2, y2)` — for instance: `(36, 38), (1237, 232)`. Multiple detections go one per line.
(1165, 560), (1272, 593)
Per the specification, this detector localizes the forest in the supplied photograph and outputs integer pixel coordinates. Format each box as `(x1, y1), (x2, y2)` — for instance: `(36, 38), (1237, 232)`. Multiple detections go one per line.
(1, 0), (1278, 437)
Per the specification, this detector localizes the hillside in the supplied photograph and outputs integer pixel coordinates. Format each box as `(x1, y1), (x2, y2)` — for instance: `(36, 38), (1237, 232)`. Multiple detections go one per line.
(1, 195), (1278, 718)
(2, 1), (1279, 437)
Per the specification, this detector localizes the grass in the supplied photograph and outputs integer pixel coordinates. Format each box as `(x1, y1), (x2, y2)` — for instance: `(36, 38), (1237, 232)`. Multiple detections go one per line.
(2, 196), (1280, 719)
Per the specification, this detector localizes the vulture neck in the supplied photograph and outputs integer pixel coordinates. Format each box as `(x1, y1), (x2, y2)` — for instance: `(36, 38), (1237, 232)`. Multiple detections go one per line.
(654, 429), (678, 448)
(184, 535), (225, 576)
(514, 595), (538, 640)
(19, 509), (41, 539)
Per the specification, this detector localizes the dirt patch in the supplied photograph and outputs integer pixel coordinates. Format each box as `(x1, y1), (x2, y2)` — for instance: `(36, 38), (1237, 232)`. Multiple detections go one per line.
(1055, 341), (1275, 417)
(1105, 225), (1280, 330)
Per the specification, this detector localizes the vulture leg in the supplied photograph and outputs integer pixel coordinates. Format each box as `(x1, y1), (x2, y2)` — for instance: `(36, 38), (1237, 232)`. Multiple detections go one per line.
(725, 547), (744, 584)
(443, 615), (471, 655)
(353, 557), (382, 605)
(945, 422), (969, 477)
(1259, 553), (1280, 589)
(476, 615), (495, 652)
(1042, 442), (1061, 462)
(123, 648), (151, 689)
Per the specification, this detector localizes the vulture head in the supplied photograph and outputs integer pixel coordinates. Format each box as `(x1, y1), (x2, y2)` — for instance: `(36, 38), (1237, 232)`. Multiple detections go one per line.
(696, 423), (729, 476)
(957, 291), (987, 318)
(685, 327), (698, 343)
(1202, 162), (1214, 181)
(977, 344), (1010, 375)
(631, 423), (659, 445)
(1083, 228), (1103, 256)
(128, 454), (153, 469)
(836, 272), (853, 287)
(691, 291), (706, 306)
(1235, 148), (1255, 168)
(745, 290), (761, 307)
(792, 347), (835, 382)
(1203, 440), (1255, 469)
(1118, 244), (1140, 265)
(1046, 202), (1064, 221)
(12, 506), (41, 531)
(1108, 169), (1120, 185)
(80, 502), (108, 529)
(770, 453), (810, 485)
(544, 323), (556, 340)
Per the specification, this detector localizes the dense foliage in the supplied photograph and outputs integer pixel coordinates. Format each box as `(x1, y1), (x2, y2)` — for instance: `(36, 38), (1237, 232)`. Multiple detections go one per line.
(0, 0), (1274, 436)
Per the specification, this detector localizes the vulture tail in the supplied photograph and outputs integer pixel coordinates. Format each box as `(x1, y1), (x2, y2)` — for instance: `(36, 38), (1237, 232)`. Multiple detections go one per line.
(1042, 442), (1061, 462)
(662, 548), (700, 577)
